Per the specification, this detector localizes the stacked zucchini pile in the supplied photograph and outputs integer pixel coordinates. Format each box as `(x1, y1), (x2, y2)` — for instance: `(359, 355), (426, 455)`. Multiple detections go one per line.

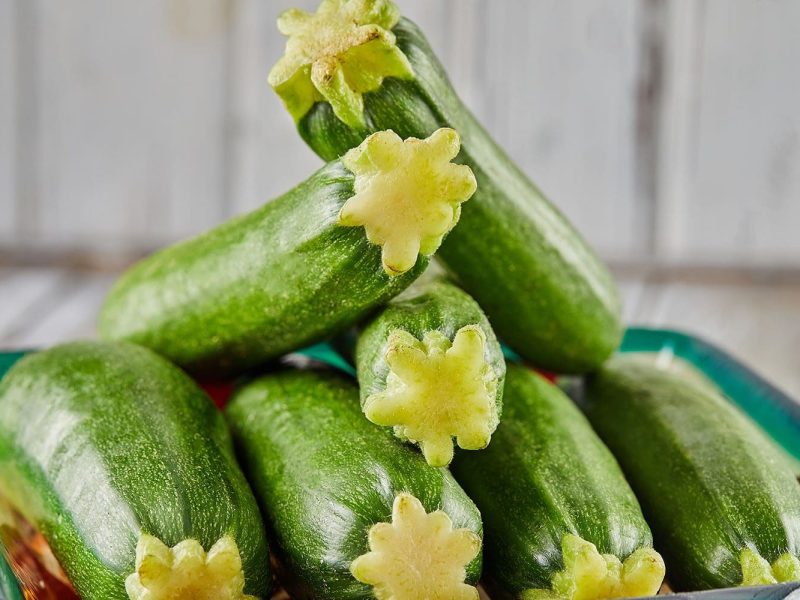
(1, 1), (799, 599)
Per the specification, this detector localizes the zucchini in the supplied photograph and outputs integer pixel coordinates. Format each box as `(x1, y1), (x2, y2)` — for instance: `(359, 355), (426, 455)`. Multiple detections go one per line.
(355, 278), (505, 466)
(451, 364), (664, 599)
(583, 355), (800, 591)
(0, 341), (270, 600)
(269, 0), (623, 373)
(100, 127), (476, 375)
(225, 368), (483, 600)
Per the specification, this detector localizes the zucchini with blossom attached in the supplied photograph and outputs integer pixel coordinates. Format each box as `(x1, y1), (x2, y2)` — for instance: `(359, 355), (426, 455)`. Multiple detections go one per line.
(226, 368), (483, 600)
(451, 364), (665, 600)
(355, 278), (505, 466)
(584, 356), (800, 591)
(0, 341), (270, 600)
(269, 0), (623, 373)
(100, 128), (476, 375)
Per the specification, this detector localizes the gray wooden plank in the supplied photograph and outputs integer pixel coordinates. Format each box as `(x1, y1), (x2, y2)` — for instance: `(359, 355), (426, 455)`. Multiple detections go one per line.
(31, 0), (231, 251)
(634, 278), (800, 400)
(0, 0), (16, 241)
(0, 267), (69, 345)
(226, 0), (321, 217)
(477, 0), (642, 259)
(656, 0), (800, 266)
(615, 274), (647, 325)
(7, 272), (115, 347)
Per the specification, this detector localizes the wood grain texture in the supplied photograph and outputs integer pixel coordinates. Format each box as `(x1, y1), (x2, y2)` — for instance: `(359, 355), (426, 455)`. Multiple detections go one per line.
(0, 0), (16, 240)
(3, 0), (647, 262)
(225, 0), (321, 217)
(0, 267), (70, 342)
(31, 0), (232, 251)
(4, 272), (115, 347)
(2, 1), (799, 268)
(631, 277), (800, 400)
(473, 0), (642, 259)
(657, 0), (800, 266)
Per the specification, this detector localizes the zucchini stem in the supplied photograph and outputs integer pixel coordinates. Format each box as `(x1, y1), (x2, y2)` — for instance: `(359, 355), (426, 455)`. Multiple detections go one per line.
(740, 548), (800, 586)
(125, 534), (255, 600)
(269, 0), (412, 128)
(522, 534), (665, 600)
(350, 492), (481, 600)
(340, 128), (477, 276)
(364, 324), (499, 466)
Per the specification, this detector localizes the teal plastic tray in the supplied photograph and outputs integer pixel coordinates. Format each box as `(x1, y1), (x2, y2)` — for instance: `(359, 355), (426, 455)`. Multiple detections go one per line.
(621, 328), (800, 469)
(1, 330), (800, 599)
(0, 553), (22, 600)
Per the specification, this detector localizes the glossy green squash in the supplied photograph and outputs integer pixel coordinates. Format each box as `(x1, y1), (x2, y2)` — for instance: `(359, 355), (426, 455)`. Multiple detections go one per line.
(100, 128), (476, 376)
(452, 364), (664, 599)
(226, 368), (483, 600)
(0, 341), (270, 600)
(269, 0), (623, 373)
(584, 356), (800, 591)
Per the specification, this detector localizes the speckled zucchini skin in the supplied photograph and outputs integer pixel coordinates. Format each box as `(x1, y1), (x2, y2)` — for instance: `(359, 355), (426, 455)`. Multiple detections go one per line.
(0, 341), (270, 600)
(583, 356), (800, 591)
(451, 364), (653, 598)
(295, 18), (622, 373)
(225, 368), (483, 600)
(99, 161), (426, 376)
(356, 278), (505, 417)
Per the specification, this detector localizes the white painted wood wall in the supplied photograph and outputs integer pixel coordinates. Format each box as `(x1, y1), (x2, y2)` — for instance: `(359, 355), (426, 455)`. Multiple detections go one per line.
(1, 0), (798, 267)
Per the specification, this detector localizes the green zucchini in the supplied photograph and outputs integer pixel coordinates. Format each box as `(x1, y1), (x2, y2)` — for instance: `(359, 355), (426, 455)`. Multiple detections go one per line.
(100, 127), (476, 375)
(355, 278), (505, 467)
(269, 0), (623, 373)
(0, 341), (270, 600)
(583, 355), (800, 591)
(225, 368), (483, 600)
(451, 364), (664, 600)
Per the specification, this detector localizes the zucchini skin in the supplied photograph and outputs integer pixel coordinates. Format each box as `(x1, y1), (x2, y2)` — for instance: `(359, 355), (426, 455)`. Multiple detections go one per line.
(225, 368), (483, 600)
(583, 356), (800, 591)
(0, 341), (270, 599)
(296, 18), (622, 374)
(451, 363), (654, 598)
(99, 161), (425, 375)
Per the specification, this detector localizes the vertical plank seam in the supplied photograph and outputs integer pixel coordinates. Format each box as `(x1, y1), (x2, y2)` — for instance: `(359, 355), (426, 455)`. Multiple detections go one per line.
(220, 0), (238, 222)
(13, 0), (41, 241)
(632, 0), (667, 259)
(652, 0), (705, 262)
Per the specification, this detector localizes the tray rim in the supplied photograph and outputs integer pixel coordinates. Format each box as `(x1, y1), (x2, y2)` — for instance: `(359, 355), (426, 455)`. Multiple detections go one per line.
(2, 328), (800, 600)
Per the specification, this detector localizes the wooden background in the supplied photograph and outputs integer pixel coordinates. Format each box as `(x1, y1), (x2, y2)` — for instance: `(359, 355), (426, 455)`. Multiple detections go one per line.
(1, 0), (798, 268)
(0, 1), (798, 397)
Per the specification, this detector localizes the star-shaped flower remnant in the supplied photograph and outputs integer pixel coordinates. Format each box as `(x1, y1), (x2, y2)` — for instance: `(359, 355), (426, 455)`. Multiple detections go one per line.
(269, 0), (413, 128)
(339, 128), (477, 276)
(522, 534), (665, 600)
(364, 325), (499, 466)
(350, 492), (481, 600)
(125, 534), (256, 600)
(740, 548), (800, 586)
